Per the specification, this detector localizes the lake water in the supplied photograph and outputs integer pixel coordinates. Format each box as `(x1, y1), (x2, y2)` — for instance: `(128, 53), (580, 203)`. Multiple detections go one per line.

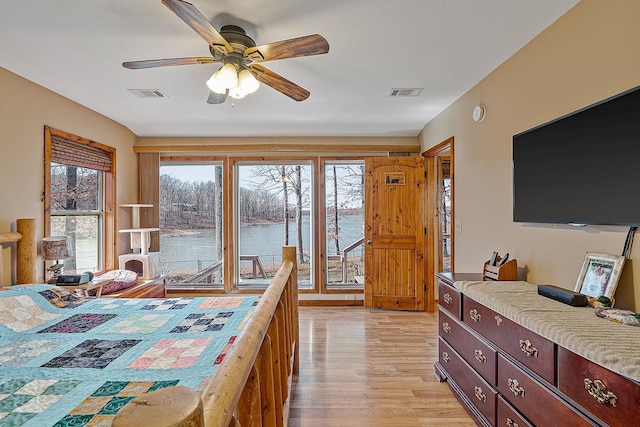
(160, 214), (364, 273)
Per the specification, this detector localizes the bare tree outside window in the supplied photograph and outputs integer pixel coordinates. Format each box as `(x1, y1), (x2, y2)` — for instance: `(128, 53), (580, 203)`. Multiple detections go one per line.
(324, 161), (365, 287)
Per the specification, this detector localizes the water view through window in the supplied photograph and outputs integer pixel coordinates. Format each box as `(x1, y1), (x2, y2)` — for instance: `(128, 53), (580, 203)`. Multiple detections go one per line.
(160, 163), (223, 287)
(236, 163), (313, 288)
(159, 161), (365, 289)
(324, 161), (364, 288)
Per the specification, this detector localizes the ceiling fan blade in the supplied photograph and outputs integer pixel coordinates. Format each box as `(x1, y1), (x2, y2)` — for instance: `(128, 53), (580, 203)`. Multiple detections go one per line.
(249, 64), (310, 102)
(245, 34), (329, 62)
(122, 57), (216, 69)
(162, 0), (232, 53)
(207, 91), (228, 104)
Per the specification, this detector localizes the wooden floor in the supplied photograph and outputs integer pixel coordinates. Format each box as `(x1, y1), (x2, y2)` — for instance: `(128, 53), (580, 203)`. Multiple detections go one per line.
(289, 307), (475, 426)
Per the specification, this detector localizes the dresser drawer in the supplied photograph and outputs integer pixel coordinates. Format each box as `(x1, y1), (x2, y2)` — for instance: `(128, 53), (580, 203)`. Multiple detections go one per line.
(438, 278), (462, 319)
(439, 309), (497, 385)
(557, 347), (640, 427)
(440, 337), (497, 424)
(498, 354), (597, 427)
(463, 296), (556, 384)
(497, 395), (532, 427)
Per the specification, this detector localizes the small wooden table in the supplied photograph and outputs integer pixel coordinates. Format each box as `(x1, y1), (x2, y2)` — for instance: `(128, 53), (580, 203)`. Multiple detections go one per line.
(56, 277), (113, 297)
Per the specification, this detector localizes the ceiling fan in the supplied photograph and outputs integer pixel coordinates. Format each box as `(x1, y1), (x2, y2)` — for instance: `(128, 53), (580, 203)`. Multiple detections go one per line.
(123, 0), (330, 104)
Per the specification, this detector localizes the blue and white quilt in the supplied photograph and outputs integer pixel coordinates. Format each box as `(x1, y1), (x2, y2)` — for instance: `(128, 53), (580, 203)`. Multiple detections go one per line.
(0, 284), (259, 427)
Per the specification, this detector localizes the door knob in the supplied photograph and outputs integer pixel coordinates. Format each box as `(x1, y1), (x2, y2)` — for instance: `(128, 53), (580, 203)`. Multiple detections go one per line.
(366, 240), (373, 245)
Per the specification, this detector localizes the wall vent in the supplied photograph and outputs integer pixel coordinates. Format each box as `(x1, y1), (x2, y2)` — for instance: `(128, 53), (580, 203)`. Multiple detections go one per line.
(388, 152), (411, 157)
(128, 89), (167, 98)
(388, 87), (424, 97)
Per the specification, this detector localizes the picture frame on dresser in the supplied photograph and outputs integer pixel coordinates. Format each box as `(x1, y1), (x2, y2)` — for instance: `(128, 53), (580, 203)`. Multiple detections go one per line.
(575, 252), (625, 300)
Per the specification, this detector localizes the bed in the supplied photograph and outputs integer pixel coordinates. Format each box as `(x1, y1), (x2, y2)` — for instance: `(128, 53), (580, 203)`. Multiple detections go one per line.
(0, 220), (299, 427)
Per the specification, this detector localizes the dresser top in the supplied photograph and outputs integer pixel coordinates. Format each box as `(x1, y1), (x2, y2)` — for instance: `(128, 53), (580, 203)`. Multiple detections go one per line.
(452, 280), (640, 383)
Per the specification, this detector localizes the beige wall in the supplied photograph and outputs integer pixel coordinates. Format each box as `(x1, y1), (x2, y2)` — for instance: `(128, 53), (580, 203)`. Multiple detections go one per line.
(0, 67), (139, 283)
(420, 0), (640, 310)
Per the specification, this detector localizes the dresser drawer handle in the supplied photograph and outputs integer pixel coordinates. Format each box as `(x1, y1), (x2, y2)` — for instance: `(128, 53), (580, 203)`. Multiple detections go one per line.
(442, 322), (451, 333)
(508, 378), (525, 398)
(506, 418), (520, 427)
(519, 339), (538, 357)
(474, 386), (487, 402)
(469, 308), (481, 322)
(584, 378), (618, 407)
(443, 293), (453, 305)
(495, 315), (503, 326)
(442, 351), (451, 363)
(474, 349), (487, 364)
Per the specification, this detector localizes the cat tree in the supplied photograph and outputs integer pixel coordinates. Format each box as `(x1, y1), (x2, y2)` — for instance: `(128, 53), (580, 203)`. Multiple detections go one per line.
(118, 204), (160, 279)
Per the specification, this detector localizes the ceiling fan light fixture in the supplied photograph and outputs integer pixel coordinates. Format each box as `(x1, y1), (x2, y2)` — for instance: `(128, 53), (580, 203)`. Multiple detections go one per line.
(228, 87), (246, 99)
(216, 63), (239, 89)
(206, 73), (227, 94)
(238, 69), (260, 95)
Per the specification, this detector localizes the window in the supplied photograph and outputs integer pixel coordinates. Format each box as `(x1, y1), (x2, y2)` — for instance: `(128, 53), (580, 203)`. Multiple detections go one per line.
(159, 163), (224, 289)
(44, 126), (115, 276)
(235, 162), (313, 289)
(324, 161), (365, 288)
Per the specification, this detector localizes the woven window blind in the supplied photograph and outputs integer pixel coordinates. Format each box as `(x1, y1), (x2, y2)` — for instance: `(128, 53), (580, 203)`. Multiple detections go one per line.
(51, 135), (113, 172)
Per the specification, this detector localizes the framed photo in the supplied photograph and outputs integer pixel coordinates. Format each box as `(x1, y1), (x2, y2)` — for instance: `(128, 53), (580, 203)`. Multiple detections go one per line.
(575, 252), (625, 299)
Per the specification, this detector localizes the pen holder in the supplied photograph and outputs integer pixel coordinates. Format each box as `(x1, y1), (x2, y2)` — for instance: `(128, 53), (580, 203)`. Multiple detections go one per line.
(483, 258), (518, 281)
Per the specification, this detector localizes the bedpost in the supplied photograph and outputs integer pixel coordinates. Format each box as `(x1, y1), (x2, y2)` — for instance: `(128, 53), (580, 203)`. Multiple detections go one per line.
(113, 385), (203, 427)
(282, 245), (299, 374)
(0, 230), (23, 287)
(16, 218), (36, 284)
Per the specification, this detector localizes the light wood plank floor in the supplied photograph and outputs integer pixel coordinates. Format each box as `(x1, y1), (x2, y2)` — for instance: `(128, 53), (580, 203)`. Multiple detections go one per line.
(289, 307), (475, 426)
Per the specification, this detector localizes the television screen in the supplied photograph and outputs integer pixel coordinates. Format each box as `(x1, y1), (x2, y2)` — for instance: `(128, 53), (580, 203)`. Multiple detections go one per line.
(513, 85), (640, 226)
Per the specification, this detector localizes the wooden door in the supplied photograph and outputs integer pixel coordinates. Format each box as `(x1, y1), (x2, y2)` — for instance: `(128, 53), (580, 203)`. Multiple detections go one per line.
(364, 157), (426, 311)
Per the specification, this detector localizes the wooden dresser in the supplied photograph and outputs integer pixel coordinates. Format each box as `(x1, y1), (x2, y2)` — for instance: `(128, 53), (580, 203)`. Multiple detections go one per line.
(435, 273), (640, 427)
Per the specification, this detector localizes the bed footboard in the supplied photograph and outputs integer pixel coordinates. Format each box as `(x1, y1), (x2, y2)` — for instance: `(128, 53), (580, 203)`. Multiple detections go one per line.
(113, 245), (299, 427)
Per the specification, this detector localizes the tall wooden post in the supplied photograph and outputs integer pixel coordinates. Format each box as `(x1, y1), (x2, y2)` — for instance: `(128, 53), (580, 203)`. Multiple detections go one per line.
(16, 218), (36, 284)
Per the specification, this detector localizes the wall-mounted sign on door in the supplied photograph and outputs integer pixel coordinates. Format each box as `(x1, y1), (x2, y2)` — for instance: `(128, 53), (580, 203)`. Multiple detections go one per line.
(385, 172), (405, 185)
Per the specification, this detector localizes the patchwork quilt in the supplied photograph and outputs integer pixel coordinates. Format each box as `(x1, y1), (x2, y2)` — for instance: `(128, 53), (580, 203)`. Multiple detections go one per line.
(0, 285), (259, 427)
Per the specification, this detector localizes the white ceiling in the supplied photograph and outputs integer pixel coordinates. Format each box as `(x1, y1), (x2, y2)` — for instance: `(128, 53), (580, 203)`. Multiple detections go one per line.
(0, 0), (579, 138)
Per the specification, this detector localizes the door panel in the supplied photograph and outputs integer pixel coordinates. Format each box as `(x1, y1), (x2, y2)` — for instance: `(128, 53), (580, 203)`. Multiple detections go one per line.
(364, 157), (425, 311)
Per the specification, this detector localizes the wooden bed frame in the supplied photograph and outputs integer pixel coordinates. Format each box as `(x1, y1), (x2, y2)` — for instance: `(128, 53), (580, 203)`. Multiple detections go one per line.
(1, 220), (299, 427)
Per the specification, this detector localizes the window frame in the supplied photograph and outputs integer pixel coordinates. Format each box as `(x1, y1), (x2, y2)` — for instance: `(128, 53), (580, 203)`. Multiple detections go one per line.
(320, 158), (366, 291)
(158, 159), (226, 291)
(44, 126), (116, 277)
(233, 158), (316, 290)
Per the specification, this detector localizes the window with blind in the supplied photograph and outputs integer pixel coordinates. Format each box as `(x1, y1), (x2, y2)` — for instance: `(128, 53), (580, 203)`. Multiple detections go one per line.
(44, 126), (116, 277)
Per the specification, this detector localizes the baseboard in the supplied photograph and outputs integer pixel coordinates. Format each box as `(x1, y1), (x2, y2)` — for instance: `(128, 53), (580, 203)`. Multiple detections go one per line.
(299, 299), (364, 307)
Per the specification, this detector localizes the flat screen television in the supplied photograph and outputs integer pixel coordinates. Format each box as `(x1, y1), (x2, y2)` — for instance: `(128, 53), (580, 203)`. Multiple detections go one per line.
(513, 85), (640, 226)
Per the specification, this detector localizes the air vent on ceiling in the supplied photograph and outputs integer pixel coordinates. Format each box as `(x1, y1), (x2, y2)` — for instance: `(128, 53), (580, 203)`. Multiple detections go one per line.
(388, 87), (424, 97)
(128, 89), (167, 98)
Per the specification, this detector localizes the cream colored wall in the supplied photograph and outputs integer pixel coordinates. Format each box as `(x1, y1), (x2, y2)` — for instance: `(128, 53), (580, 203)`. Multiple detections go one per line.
(420, 0), (640, 310)
(0, 67), (139, 283)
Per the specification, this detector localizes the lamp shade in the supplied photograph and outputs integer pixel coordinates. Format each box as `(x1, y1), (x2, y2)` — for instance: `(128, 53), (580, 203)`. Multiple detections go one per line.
(238, 69), (259, 94)
(41, 236), (72, 261)
(206, 73), (227, 94)
(216, 63), (238, 89)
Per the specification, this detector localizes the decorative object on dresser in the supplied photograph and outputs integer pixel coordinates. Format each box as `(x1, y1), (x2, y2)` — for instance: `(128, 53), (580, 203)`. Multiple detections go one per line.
(41, 235), (72, 284)
(118, 204), (161, 279)
(483, 253), (518, 281)
(435, 272), (640, 427)
(575, 252), (625, 301)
